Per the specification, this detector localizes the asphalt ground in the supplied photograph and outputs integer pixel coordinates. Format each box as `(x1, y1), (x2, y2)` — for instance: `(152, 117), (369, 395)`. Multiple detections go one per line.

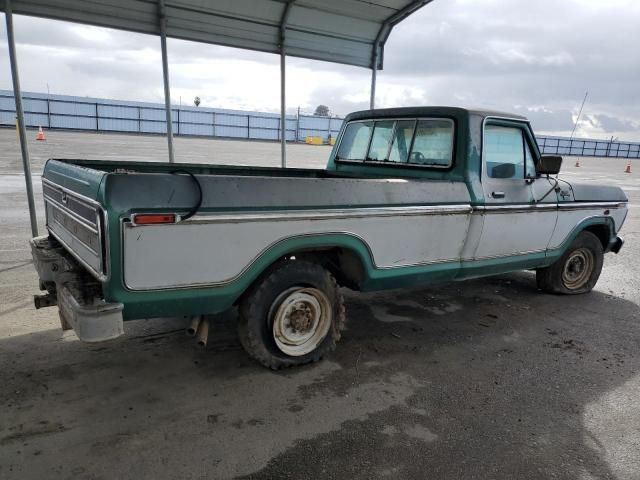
(0, 128), (639, 479)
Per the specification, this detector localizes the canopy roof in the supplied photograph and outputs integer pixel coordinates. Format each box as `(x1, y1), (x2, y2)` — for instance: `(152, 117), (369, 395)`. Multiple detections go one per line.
(5, 0), (431, 68)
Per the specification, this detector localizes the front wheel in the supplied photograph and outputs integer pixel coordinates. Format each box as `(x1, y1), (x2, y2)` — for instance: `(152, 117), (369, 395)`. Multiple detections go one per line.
(238, 259), (346, 369)
(536, 231), (604, 294)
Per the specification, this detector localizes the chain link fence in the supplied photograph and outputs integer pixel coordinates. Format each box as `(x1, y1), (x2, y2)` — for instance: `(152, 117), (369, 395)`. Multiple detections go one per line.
(1, 90), (638, 157)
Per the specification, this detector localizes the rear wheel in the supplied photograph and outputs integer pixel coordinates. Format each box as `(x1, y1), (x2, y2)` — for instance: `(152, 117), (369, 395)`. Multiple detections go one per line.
(536, 231), (604, 294)
(238, 259), (346, 369)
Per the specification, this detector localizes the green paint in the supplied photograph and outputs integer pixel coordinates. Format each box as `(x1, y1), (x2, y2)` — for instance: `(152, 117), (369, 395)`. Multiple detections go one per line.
(40, 107), (620, 323)
(106, 215), (613, 321)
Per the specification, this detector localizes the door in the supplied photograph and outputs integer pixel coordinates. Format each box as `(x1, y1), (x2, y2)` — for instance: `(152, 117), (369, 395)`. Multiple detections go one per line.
(473, 121), (557, 260)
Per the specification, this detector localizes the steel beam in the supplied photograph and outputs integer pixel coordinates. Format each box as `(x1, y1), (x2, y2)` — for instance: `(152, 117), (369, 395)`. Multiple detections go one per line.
(159, 0), (175, 163)
(5, 0), (38, 237)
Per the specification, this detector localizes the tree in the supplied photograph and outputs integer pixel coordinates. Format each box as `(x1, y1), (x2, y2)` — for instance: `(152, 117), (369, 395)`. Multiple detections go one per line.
(314, 105), (330, 116)
(194, 96), (201, 107)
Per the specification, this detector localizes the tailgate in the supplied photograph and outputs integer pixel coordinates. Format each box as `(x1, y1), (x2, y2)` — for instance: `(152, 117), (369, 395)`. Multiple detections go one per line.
(42, 178), (107, 279)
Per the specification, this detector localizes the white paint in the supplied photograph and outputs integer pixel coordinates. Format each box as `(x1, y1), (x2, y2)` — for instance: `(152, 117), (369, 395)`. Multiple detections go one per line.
(122, 203), (628, 290)
(473, 210), (557, 259)
(123, 209), (471, 290)
(548, 207), (627, 250)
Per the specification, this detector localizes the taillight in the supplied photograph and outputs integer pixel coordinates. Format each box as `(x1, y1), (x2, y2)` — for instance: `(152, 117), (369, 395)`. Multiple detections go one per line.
(132, 214), (176, 225)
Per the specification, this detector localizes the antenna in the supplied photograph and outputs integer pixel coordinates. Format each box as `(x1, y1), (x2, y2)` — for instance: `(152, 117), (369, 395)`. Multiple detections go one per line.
(570, 91), (588, 140)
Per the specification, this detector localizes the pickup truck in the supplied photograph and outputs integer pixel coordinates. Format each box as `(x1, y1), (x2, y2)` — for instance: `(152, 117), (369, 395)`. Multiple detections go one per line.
(31, 107), (627, 369)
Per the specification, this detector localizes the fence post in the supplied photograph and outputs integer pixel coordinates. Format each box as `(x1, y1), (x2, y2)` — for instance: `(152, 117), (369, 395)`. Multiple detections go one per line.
(326, 115), (331, 142)
(296, 106), (300, 142)
(138, 106), (141, 133)
(247, 114), (251, 139)
(212, 111), (216, 137)
(46, 97), (51, 128)
(95, 102), (99, 131)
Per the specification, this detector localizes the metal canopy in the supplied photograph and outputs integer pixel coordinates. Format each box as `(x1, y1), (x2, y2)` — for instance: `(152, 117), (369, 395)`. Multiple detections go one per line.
(5, 0), (430, 69)
(3, 0), (432, 238)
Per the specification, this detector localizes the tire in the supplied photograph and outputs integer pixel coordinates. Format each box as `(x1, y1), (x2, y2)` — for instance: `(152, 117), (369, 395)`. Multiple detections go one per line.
(536, 231), (604, 294)
(238, 259), (346, 369)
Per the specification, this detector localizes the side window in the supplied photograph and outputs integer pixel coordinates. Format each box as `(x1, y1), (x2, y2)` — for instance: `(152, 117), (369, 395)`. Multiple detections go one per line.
(366, 121), (395, 161)
(409, 119), (454, 166)
(388, 120), (416, 163)
(336, 121), (373, 160)
(485, 125), (525, 179)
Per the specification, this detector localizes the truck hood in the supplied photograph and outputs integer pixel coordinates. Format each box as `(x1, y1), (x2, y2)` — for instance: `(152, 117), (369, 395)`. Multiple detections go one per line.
(561, 179), (628, 203)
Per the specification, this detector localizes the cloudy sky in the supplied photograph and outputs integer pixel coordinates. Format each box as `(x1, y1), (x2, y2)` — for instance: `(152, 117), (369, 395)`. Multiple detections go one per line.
(1, 0), (639, 140)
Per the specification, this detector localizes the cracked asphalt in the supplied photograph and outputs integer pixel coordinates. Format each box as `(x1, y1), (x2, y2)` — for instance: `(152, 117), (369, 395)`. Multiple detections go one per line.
(0, 129), (638, 479)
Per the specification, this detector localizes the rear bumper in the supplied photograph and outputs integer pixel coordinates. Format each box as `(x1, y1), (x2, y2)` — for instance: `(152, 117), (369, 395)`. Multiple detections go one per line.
(30, 236), (124, 342)
(609, 236), (624, 254)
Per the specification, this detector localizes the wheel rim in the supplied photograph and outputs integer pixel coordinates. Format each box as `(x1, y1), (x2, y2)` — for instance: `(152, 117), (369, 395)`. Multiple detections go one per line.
(562, 248), (594, 290)
(271, 287), (332, 357)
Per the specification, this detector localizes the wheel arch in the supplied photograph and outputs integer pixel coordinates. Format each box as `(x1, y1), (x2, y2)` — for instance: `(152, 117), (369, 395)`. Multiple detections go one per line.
(583, 223), (613, 251)
(553, 216), (616, 257)
(234, 233), (376, 304)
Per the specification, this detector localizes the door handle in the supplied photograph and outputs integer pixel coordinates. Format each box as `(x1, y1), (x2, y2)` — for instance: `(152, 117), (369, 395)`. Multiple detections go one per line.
(491, 191), (505, 199)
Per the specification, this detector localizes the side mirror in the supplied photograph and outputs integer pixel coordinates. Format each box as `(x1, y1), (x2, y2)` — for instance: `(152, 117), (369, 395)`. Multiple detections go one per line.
(491, 163), (516, 179)
(537, 155), (562, 175)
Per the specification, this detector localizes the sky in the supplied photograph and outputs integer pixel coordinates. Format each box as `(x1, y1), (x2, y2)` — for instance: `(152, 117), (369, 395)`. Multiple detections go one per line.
(1, 0), (639, 140)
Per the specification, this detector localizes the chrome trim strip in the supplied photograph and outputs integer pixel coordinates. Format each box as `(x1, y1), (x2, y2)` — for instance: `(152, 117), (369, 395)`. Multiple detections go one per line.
(128, 205), (474, 226)
(462, 249), (546, 262)
(473, 204), (558, 212)
(473, 201), (625, 214)
(557, 202), (627, 210)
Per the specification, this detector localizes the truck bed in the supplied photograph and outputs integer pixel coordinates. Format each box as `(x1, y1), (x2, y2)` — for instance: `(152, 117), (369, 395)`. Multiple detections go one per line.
(44, 158), (470, 213)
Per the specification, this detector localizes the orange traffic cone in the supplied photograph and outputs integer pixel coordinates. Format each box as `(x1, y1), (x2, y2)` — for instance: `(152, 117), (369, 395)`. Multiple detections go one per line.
(36, 126), (46, 141)
(575, 159), (580, 167)
(624, 161), (631, 173)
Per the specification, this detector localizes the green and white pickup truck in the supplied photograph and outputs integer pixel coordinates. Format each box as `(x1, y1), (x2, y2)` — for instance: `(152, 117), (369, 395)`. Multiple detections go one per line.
(31, 107), (627, 369)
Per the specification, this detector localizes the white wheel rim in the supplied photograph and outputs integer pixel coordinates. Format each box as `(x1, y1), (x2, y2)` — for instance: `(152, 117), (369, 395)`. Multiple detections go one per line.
(562, 247), (594, 290)
(271, 287), (332, 357)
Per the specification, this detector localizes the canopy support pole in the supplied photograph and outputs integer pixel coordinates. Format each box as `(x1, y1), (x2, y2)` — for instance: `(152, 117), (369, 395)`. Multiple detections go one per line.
(280, 50), (286, 168)
(159, 0), (175, 163)
(279, 1), (294, 168)
(5, 0), (38, 237)
(370, 58), (377, 110)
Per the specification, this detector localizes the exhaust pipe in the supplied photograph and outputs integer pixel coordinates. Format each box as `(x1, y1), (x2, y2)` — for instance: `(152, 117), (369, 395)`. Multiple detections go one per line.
(196, 319), (209, 348)
(34, 293), (57, 309)
(186, 316), (202, 337)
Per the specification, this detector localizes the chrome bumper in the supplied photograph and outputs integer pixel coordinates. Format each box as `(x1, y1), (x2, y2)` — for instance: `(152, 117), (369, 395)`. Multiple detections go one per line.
(30, 236), (124, 342)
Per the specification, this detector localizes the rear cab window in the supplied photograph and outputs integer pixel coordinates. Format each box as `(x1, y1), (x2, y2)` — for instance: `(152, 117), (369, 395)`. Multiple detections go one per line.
(336, 117), (455, 168)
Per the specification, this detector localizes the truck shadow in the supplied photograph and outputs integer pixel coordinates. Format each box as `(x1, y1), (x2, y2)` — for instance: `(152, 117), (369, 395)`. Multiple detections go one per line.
(1, 272), (638, 479)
